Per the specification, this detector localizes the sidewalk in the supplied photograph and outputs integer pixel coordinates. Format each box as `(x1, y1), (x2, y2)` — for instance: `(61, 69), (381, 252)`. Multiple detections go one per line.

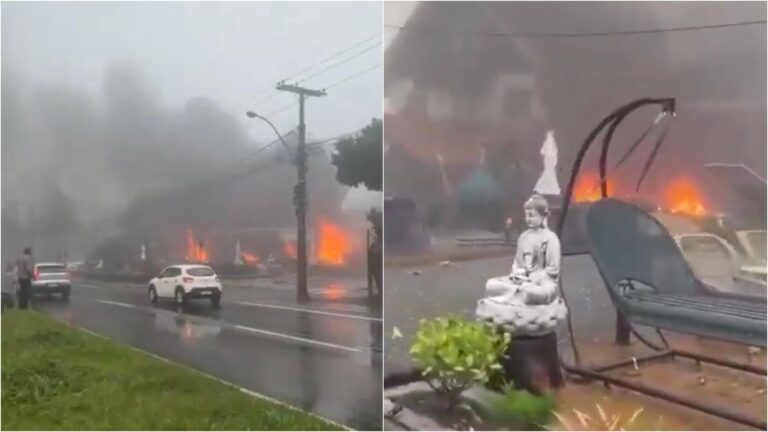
(383, 254), (624, 376)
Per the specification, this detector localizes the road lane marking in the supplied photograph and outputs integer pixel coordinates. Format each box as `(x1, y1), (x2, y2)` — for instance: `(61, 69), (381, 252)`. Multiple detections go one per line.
(97, 299), (143, 309)
(74, 283), (102, 289)
(233, 301), (382, 322)
(95, 299), (362, 353)
(231, 324), (360, 353)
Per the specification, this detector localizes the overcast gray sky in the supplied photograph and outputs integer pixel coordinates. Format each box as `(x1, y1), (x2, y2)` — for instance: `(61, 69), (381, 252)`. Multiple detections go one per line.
(1, 1), (383, 144)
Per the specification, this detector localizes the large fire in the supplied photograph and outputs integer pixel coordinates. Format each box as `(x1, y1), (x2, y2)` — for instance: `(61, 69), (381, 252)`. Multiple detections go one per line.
(567, 170), (710, 218)
(186, 229), (209, 263)
(572, 172), (617, 203)
(241, 252), (260, 264)
(281, 220), (359, 266)
(664, 176), (708, 217)
(316, 219), (349, 266)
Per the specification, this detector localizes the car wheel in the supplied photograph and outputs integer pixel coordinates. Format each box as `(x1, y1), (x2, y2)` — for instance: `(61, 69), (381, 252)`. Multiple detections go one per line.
(149, 286), (158, 306)
(174, 287), (187, 306)
(211, 293), (221, 308)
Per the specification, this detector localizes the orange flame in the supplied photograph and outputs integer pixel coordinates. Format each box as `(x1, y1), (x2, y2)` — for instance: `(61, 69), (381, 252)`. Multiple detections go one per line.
(573, 172), (617, 203)
(664, 176), (708, 217)
(241, 252), (260, 264)
(283, 241), (297, 260)
(316, 219), (349, 266)
(186, 229), (209, 263)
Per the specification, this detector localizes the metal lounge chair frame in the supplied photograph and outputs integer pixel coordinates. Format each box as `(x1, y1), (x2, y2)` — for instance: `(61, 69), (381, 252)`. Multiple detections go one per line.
(554, 98), (767, 429)
(586, 199), (766, 348)
(564, 199), (767, 429)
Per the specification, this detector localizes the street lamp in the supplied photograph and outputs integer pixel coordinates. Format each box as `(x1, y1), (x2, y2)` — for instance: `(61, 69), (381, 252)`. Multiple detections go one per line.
(245, 111), (290, 151)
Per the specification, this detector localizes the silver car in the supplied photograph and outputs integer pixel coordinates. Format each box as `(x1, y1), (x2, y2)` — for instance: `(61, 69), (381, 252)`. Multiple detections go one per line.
(30, 263), (71, 301)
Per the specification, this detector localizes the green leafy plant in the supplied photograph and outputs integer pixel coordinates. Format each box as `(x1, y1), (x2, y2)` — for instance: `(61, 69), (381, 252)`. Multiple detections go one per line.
(485, 382), (556, 429)
(409, 316), (510, 411)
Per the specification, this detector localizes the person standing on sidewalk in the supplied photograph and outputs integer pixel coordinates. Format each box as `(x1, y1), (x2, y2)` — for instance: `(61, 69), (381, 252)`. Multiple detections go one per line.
(16, 247), (34, 309)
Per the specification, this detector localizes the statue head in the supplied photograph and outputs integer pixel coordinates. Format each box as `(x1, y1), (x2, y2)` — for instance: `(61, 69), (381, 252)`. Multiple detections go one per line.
(523, 194), (550, 229)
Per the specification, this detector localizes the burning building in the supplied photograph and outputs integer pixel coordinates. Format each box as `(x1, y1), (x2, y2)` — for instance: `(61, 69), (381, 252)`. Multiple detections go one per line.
(93, 140), (376, 274)
(384, 2), (765, 244)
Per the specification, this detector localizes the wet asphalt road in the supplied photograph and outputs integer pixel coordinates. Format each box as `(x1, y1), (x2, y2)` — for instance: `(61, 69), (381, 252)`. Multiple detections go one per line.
(384, 254), (621, 375)
(30, 278), (383, 431)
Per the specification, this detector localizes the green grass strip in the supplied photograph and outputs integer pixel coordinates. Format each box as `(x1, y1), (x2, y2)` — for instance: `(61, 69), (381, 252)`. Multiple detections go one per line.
(1, 310), (341, 431)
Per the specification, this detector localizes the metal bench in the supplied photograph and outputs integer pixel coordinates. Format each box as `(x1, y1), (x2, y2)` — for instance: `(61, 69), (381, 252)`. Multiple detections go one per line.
(562, 198), (766, 430)
(585, 198), (766, 348)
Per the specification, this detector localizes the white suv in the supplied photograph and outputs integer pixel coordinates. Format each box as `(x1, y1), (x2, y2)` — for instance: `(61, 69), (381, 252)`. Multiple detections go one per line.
(148, 265), (222, 308)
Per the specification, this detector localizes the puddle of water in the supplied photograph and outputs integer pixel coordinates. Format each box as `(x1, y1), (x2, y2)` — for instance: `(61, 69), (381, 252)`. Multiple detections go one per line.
(153, 312), (221, 342)
(319, 283), (347, 300)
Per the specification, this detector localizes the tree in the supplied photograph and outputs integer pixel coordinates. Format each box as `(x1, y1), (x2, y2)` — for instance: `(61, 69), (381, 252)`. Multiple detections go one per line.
(331, 118), (382, 191)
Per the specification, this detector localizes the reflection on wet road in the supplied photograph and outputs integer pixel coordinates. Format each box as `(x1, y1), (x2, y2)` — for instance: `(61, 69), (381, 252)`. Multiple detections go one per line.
(33, 279), (382, 430)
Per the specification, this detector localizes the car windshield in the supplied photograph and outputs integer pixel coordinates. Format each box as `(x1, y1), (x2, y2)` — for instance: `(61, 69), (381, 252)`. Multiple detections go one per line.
(186, 267), (215, 277)
(38, 265), (66, 273)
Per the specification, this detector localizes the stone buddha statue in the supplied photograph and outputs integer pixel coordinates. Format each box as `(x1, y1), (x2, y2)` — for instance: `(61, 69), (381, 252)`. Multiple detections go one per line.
(476, 194), (568, 336)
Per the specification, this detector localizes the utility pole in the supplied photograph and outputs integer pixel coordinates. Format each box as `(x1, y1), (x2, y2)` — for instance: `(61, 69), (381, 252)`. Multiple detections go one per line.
(276, 83), (326, 303)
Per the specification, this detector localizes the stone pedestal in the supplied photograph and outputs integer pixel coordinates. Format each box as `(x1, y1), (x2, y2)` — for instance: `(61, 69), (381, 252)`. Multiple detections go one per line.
(491, 331), (563, 394)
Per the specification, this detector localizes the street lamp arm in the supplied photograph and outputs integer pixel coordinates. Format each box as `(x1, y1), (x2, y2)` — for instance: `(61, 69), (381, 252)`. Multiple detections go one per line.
(246, 111), (291, 152)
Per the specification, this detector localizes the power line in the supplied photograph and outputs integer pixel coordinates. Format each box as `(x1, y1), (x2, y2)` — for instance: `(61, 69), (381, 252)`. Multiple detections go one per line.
(238, 129), (297, 164)
(322, 63), (382, 90)
(307, 130), (361, 148)
(246, 32), (381, 105)
(383, 19), (766, 39)
(266, 100), (299, 118)
(282, 32), (381, 83)
(297, 41), (382, 84)
(249, 92), (284, 110)
(138, 123), (371, 203)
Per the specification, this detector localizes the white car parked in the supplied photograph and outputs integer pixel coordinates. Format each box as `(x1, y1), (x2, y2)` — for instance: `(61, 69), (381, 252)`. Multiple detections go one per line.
(148, 265), (222, 308)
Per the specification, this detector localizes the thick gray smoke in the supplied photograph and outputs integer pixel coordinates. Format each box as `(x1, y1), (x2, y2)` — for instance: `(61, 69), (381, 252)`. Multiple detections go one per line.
(384, 2), (766, 232)
(1, 62), (346, 263)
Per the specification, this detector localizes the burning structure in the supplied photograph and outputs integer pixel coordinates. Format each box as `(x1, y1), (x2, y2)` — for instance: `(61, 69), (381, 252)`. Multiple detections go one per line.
(81, 137), (376, 275)
(384, 2), (765, 249)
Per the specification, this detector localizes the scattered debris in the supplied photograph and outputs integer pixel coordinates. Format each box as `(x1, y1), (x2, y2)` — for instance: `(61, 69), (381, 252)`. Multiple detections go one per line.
(384, 398), (403, 417)
(439, 261), (452, 267)
(392, 326), (403, 340)
(757, 388), (766, 395)
(698, 376), (706, 386)
(748, 346), (761, 356)
(624, 369), (642, 377)
(411, 270), (422, 275)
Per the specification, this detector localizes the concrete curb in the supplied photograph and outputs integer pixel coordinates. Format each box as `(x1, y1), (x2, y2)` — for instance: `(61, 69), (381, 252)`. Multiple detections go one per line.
(384, 368), (423, 389)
